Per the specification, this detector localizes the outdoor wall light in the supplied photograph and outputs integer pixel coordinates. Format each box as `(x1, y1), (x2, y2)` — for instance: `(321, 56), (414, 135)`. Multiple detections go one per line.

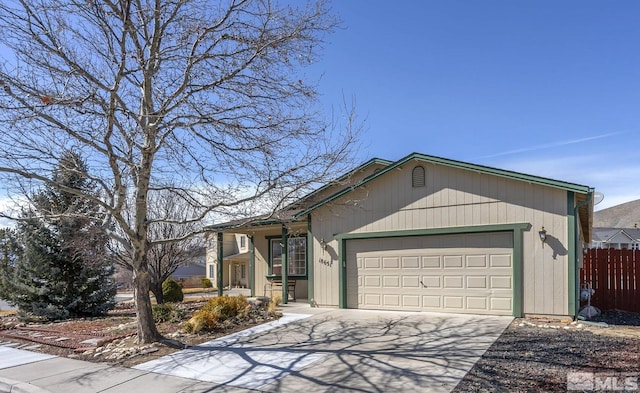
(319, 238), (328, 252)
(538, 227), (547, 244)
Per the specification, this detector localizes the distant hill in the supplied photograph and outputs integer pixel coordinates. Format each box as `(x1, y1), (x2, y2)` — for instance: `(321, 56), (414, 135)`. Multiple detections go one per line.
(593, 199), (640, 228)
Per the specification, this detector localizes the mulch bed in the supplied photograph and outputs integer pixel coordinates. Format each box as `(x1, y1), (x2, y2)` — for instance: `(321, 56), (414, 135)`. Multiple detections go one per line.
(453, 311), (640, 392)
(0, 299), (281, 367)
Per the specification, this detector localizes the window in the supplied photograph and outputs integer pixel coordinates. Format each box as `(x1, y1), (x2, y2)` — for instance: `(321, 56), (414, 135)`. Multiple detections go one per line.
(208, 264), (214, 279)
(241, 264), (246, 279)
(412, 165), (425, 187)
(270, 237), (307, 276)
(288, 238), (306, 275)
(240, 235), (246, 248)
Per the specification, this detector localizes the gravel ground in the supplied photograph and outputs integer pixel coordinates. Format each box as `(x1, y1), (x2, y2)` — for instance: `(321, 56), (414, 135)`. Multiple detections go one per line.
(454, 311), (640, 392)
(0, 299), (281, 367)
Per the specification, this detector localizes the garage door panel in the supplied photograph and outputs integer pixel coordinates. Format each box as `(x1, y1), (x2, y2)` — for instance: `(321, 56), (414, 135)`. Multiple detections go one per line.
(443, 255), (463, 268)
(402, 256), (420, 268)
(422, 256), (441, 268)
(383, 276), (400, 288)
(421, 276), (441, 288)
(491, 254), (512, 267)
(364, 276), (381, 287)
(466, 297), (488, 310)
(364, 294), (381, 306)
(402, 295), (420, 307)
(444, 296), (464, 309)
(467, 276), (487, 289)
(364, 257), (380, 269)
(383, 294), (400, 307)
(443, 276), (463, 288)
(383, 257), (399, 268)
(466, 255), (487, 268)
(348, 233), (513, 316)
(491, 297), (512, 311)
(422, 295), (441, 308)
(402, 276), (420, 287)
(491, 276), (512, 289)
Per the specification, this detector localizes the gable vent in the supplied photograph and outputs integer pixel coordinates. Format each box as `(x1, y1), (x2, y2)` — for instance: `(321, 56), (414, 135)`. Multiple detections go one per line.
(412, 165), (425, 187)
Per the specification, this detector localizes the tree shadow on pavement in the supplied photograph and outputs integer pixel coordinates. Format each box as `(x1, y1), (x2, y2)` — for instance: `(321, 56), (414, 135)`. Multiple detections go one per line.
(138, 311), (511, 392)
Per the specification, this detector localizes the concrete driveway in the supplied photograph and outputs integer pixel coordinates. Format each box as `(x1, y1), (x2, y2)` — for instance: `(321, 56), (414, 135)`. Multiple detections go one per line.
(136, 308), (512, 393)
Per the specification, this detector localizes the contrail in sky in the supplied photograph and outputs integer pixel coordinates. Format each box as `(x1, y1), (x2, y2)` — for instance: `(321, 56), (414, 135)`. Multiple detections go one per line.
(479, 131), (625, 159)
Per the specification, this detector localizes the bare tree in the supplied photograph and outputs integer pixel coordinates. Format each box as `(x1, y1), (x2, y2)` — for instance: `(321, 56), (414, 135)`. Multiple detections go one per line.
(0, 0), (359, 343)
(113, 190), (204, 304)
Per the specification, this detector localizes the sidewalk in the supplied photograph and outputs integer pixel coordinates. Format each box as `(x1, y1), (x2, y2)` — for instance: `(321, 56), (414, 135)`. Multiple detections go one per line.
(0, 342), (257, 393)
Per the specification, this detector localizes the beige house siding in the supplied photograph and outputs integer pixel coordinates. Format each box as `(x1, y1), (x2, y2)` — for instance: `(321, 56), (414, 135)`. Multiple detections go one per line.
(311, 161), (571, 315)
(252, 231), (270, 297)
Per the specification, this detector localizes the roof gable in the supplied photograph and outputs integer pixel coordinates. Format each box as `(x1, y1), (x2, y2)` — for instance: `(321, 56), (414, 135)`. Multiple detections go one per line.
(284, 157), (392, 211)
(295, 152), (593, 218)
(608, 231), (635, 243)
(207, 152), (594, 234)
(592, 227), (640, 242)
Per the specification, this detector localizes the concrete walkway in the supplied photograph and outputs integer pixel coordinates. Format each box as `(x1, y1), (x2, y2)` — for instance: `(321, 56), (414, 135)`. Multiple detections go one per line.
(0, 306), (512, 392)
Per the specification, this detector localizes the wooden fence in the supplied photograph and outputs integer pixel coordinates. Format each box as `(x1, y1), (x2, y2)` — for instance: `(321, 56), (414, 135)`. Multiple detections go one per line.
(580, 248), (639, 313)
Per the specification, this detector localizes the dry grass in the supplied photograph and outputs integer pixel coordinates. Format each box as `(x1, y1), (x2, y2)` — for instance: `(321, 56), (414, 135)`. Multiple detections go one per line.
(0, 310), (17, 317)
(181, 287), (217, 295)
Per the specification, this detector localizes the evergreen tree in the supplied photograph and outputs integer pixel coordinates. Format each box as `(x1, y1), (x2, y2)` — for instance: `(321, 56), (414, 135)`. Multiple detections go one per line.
(0, 228), (21, 299)
(5, 151), (116, 319)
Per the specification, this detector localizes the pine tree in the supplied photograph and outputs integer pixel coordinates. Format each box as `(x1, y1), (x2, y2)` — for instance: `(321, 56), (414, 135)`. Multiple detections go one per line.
(0, 228), (21, 300)
(5, 151), (116, 319)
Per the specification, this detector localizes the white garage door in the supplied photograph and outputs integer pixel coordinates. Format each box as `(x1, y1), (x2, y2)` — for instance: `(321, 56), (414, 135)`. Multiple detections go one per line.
(346, 233), (513, 315)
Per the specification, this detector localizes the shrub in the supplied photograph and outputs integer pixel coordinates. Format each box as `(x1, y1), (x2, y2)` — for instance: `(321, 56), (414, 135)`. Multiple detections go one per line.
(200, 277), (213, 288)
(184, 295), (248, 333)
(178, 276), (204, 288)
(152, 303), (174, 323)
(162, 278), (184, 303)
(152, 303), (187, 323)
(267, 293), (282, 313)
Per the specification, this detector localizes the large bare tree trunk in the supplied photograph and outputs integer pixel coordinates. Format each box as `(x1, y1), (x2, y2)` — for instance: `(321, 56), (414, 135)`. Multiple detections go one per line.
(133, 267), (161, 343)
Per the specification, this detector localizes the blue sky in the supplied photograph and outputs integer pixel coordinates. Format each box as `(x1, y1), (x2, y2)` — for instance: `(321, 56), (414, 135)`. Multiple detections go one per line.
(311, 1), (640, 210)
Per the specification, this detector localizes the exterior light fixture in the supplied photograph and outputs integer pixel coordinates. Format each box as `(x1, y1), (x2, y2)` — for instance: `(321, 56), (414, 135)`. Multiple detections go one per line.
(319, 238), (328, 252)
(539, 227), (547, 244)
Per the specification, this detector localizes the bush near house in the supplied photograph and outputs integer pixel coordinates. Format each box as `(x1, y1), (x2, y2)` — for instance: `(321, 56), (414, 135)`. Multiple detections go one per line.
(184, 295), (249, 333)
(200, 277), (213, 288)
(152, 303), (187, 323)
(176, 276), (207, 289)
(162, 278), (184, 303)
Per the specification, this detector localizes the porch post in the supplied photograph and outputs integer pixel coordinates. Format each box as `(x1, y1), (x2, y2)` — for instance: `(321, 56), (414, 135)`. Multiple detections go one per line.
(281, 225), (289, 304)
(216, 232), (223, 297)
(249, 236), (255, 297)
(307, 214), (314, 305)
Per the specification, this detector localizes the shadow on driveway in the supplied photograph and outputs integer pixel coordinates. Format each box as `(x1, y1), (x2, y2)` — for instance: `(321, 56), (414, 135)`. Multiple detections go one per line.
(136, 310), (512, 393)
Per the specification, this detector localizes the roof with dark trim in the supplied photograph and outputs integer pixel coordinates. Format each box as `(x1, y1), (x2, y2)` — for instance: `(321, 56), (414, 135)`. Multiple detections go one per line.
(293, 152), (593, 218)
(206, 152), (594, 236)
